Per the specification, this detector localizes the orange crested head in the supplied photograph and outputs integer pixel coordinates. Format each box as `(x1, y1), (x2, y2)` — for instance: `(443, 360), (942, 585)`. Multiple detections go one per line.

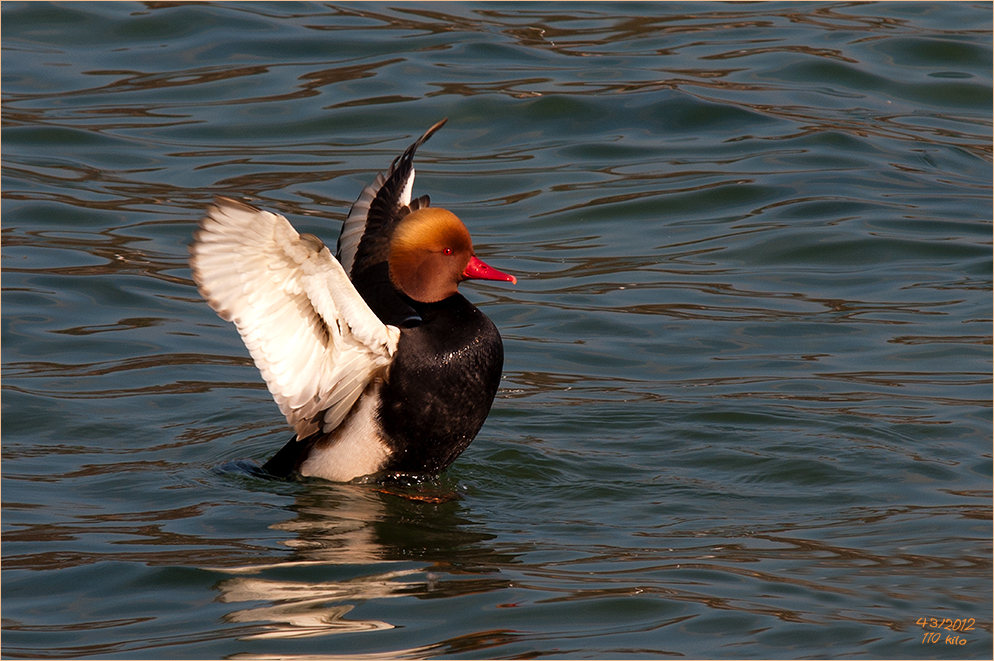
(388, 208), (515, 303)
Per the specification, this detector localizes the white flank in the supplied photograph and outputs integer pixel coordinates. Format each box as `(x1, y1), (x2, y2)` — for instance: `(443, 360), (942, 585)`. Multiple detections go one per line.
(298, 380), (392, 481)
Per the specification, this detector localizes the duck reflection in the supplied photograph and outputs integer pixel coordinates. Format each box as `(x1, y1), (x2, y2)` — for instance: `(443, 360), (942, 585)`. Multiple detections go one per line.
(213, 477), (517, 641)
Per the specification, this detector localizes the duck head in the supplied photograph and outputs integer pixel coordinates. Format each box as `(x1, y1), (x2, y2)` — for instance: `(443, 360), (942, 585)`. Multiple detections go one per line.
(388, 208), (516, 303)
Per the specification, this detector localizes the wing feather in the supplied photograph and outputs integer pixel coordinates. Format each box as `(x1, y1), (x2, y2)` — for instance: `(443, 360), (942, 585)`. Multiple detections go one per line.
(190, 197), (400, 439)
(336, 118), (448, 277)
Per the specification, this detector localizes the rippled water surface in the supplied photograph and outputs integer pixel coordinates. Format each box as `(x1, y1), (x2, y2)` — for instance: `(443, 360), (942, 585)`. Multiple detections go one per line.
(3, 2), (992, 658)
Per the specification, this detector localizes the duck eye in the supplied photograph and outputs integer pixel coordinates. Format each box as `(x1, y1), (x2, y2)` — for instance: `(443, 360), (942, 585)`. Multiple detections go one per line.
(442, 247), (453, 256)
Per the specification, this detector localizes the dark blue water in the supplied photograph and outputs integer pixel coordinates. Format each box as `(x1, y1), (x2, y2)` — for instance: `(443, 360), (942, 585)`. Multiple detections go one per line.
(3, 2), (991, 658)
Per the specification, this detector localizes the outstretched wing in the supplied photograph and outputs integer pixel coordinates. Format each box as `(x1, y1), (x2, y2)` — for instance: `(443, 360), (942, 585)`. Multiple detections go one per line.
(190, 197), (400, 439)
(336, 117), (447, 277)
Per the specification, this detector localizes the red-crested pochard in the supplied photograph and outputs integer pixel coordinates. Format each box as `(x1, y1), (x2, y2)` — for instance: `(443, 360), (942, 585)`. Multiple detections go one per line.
(190, 119), (516, 482)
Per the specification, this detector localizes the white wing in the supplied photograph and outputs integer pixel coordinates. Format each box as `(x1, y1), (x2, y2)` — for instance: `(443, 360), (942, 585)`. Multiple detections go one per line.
(190, 198), (400, 439)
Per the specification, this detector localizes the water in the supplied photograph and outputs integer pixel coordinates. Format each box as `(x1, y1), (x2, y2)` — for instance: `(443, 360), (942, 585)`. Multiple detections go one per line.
(2, 1), (991, 658)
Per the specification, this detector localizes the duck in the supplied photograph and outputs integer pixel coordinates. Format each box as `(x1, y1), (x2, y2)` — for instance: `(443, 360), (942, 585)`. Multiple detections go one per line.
(190, 118), (516, 482)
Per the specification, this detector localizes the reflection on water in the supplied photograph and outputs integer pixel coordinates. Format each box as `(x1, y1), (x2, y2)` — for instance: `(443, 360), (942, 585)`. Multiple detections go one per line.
(206, 480), (516, 642)
(220, 573), (401, 640)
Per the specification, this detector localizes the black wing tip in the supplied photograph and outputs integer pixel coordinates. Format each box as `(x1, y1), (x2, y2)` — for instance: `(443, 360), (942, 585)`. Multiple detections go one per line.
(397, 117), (449, 166)
(420, 117), (448, 145)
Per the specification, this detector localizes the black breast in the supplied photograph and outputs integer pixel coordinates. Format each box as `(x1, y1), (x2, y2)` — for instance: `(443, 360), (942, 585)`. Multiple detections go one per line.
(376, 293), (504, 474)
